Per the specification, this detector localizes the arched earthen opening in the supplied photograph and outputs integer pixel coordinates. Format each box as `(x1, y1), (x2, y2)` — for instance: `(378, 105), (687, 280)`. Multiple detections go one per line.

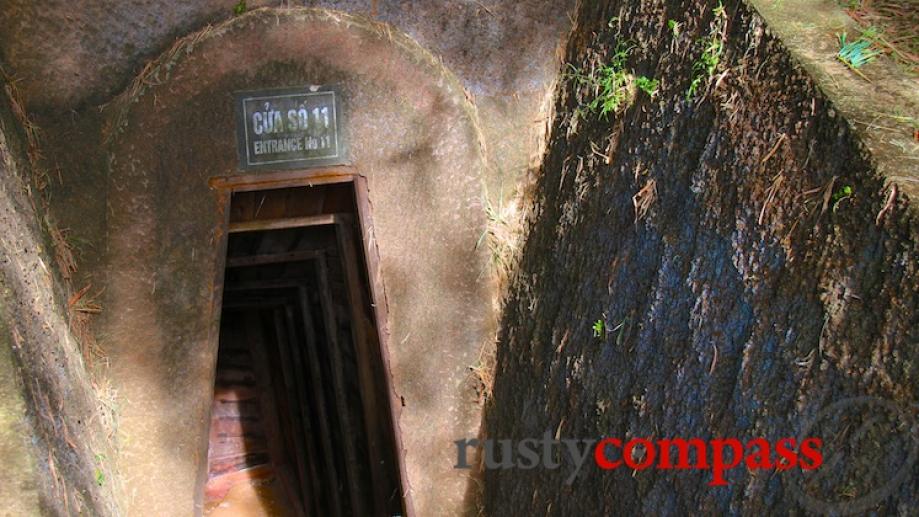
(101, 8), (492, 515)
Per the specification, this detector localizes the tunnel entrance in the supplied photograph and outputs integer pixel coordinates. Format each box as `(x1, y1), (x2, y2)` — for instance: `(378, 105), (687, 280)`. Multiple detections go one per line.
(204, 177), (407, 516)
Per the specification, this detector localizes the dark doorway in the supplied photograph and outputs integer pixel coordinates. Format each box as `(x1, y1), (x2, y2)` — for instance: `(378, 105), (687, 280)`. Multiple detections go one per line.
(205, 180), (407, 516)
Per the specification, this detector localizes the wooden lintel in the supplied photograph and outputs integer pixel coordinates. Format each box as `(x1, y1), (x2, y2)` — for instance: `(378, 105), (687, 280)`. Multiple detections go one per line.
(226, 251), (321, 268)
(220, 297), (294, 310)
(228, 213), (352, 234)
(224, 279), (311, 292)
(209, 167), (357, 192)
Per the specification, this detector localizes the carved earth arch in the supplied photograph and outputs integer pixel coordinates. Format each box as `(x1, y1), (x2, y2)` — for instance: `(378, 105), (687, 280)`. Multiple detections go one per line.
(102, 8), (491, 515)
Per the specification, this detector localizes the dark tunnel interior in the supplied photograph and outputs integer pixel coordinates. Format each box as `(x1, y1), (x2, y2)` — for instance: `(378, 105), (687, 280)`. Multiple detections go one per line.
(205, 182), (406, 516)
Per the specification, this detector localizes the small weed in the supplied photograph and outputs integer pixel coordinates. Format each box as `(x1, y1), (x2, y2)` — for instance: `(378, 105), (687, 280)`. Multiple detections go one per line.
(569, 42), (634, 118)
(687, 34), (724, 99)
(233, 0), (247, 16)
(837, 33), (880, 67)
(592, 319), (605, 338)
(839, 1), (918, 75)
(859, 25), (881, 41)
(837, 32), (881, 79)
(668, 19), (681, 38)
(93, 454), (106, 486)
(591, 65), (630, 117)
(686, 1), (727, 100)
(831, 184), (853, 209)
(635, 76), (660, 97)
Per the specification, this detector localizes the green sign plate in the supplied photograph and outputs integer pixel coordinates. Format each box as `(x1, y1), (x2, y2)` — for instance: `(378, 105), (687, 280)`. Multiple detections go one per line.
(235, 85), (345, 170)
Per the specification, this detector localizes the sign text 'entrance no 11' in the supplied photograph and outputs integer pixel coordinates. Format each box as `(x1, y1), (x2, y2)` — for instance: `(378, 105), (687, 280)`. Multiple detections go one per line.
(235, 85), (345, 171)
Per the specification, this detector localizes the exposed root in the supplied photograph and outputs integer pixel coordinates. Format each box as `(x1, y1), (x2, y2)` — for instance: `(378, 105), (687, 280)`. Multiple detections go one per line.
(758, 171), (785, 225)
(875, 183), (897, 225)
(632, 178), (657, 224)
(820, 175), (838, 216)
(760, 133), (787, 165)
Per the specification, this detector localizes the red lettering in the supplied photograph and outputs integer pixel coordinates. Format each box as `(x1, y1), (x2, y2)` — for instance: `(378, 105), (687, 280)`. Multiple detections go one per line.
(775, 437), (798, 471)
(709, 438), (743, 486)
(623, 438), (656, 470)
(594, 438), (623, 470)
(798, 438), (823, 470)
(743, 437), (774, 470)
(657, 438), (709, 469)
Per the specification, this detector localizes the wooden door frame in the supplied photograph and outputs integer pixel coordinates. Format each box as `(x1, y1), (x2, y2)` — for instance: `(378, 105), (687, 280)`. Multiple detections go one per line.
(208, 166), (415, 517)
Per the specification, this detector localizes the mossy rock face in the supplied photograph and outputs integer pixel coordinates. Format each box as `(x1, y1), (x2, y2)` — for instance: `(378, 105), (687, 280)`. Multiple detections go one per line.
(483, 0), (918, 514)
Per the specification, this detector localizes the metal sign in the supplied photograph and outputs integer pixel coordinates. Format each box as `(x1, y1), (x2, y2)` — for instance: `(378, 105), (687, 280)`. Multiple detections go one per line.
(235, 86), (345, 170)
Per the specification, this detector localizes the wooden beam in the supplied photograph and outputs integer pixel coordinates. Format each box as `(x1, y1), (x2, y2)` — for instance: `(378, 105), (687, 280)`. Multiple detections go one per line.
(335, 220), (389, 515)
(354, 175), (412, 515)
(314, 256), (367, 515)
(296, 287), (344, 517)
(272, 308), (321, 516)
(243, 312), (307, 517)
(224, 280), (313, 293)
(221, 298), (293, 310)
(209, 167), (356, 192)
(223, 266), (366, 513)
(226, 250), (321, 268)
(228, 213), (353, 234)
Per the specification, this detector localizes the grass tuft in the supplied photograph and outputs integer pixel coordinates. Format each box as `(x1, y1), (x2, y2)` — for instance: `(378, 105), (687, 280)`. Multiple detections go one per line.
(476, 191), (521, 295)
(468, 341), (497, 404)
(569, 42), (634, 119)
(233, 0), (247, 16)
(686, 1), (728, 100)
(635, 76), (660, 97)
(668, 19), (682, 39)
